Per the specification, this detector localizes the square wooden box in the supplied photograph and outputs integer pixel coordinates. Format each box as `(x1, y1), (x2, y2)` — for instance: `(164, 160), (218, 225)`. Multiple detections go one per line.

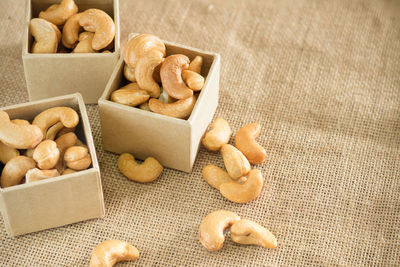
(0, 94), (105, 237)
(98, 34), (220, 172)
(22, 0), (120, 104)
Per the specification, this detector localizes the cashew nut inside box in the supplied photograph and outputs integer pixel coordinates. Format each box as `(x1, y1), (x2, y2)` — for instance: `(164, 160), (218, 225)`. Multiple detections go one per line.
(98, 33), (221, 173)
(22, 0), (120, 104)
(0, 93), (105, 237)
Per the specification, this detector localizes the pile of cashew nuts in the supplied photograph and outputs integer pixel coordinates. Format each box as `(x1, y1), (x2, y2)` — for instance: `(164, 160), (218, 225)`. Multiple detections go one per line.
(0, 107), (91, 188)
(110, 33), (205, 119)
(29, 0), (115, 53)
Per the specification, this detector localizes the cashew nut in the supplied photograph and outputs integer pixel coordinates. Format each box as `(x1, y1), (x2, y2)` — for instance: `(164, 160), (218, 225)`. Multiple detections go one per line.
(55, 132), (77, 172)
(135, 53), (163, 98)
(235, 123), (266, 164)
(56, 126), (76, 139)
(0, 110), (43, 149)
(160, 54), (193, 99)
(118, 153), (163, 183)
(219, 169), (264, 203)
(30, 18), (58, 53)
(0, 141), (20, 164)
(188, 55), (203, 74)
(51, 23), (62, 43)
(79, 9), (115, 50)
(32, 107), (79, 137)
(64, 146), (91, 170)
(220, 144), (250, 180)
(230, 219), (278, 249)
(123, 64), (136, 82)
(0, 156), (36, 188)
(33, 140), (60, 170)
(182, 70), (204, 91)
(199, 210), (240, 251)
(202, 165), (235, 190)
(202, 118), (232, 151)
(62, 168), (76, 175)
(38, 0), (78, 26)
(46, 122), (64, 140)
(73, 32), (97, 53)
(111, 83), (150, 107)
(89, 240), (139, 267)
(149, 95), (196, 119)
(25, 168), (60, 183)
(62, 13), (82, 49)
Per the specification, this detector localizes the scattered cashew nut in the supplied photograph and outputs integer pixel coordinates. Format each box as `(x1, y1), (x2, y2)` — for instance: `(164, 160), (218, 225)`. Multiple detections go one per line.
(188, 55), (203, 74)
(220, 144), (251, 180)
(219, 169), (264, 203)
(118, 153), (163, 183)
(0, 110), (43, 149)
(149, 95), (196, 119)
(182, 70), (204, 91)
(73, 32), (97, 53)
(235, 123), (266, 164)
(30, 18), (58, 53)
(32, 107), (79, 137)
(33, 140), (60, 170)
(89, 240), (139, 267)
(202, 164), (235, 190)
(64, 146), (91, 170)
(62, 13), (82, 49)
(160, 54), (193, 99)
(0, 156), (36, 188)
(25, 168), (60, 183)
(79, 9), (115, 50)
(39, 0), (78, 26)
(111, 83), (150, 107)
(202, 118), (232, 151)
(199, 210), (240, 251)
(230, 219), (278, 249)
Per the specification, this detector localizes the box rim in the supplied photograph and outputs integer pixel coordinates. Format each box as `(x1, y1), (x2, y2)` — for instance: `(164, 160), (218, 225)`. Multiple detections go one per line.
(22, 0), (120, 57)
(0, 93), (101, 193)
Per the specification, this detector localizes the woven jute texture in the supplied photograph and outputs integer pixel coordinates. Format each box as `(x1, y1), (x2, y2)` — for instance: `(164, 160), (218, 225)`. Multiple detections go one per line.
(1, 0), (400, 266)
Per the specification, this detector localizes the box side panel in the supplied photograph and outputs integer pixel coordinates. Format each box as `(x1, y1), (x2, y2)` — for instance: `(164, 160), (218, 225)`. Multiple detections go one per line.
(1, 170), (103, 236)
(24, 55), (118, 104)
(99, 102), (191, 172)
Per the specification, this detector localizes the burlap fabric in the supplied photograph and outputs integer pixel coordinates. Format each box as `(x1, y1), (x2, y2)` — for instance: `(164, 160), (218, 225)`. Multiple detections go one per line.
(1, 0), (400, 265)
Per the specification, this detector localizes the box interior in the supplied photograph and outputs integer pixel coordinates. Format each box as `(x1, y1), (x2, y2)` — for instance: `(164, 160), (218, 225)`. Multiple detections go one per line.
(27, 0), (117, 54)
(104, 38), (217, 122)
(0, 95), (94, 191)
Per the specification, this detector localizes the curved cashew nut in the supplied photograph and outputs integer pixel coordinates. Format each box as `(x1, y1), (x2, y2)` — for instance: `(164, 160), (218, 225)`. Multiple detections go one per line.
(89, 240), (139, 267)
(135, 54), (163, 98)
(55, 132), (77, 172)
(0, 141), (20, 164)
(160, 54), (193, 99)
(219, 169), (264, 203)
(25, 168), (60, 183)
(230, 219), (278, 249)
(46, 122), (64, 140)
(30, 18), (58, 53)
(0, 156), (36, 188)
(202, 118), (232, 151)
(73, 32), (97, 53)
(62, 13), (82, 49)
(182, 70), (204, 91)
(39, 0), (78, 26)
(149, 95), (196, 119)
(123, 34), (166, 68)
(202, 165), (235, 190)
(199, 210), (240, 251)
(0, 110), (43, 149)
(188, 55), (203, 74)
(33, 140), (60, 170)
(235, 123), (266, 164)
(111, 83), (150, 107)
(32, 107), (79, 137)
(64, 146), (91, 170)
(220, 144), (250, 180)
(79, 9), (115, 50)
(118, 153), (163, 183)
(123, 64), (136, 82)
